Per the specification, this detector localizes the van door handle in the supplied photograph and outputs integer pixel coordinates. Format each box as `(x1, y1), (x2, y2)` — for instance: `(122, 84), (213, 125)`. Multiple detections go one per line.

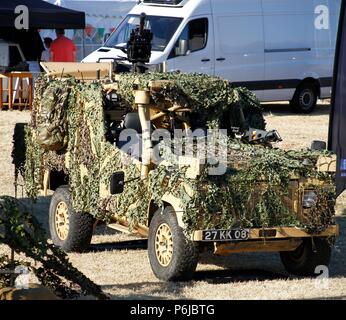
(216, 57), (226, 61)
(201, 58), (210, 62)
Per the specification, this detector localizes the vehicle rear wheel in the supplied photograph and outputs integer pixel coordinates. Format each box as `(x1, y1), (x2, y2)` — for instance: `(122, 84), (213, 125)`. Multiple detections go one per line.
(148, 207), (199, 281)
(245, 109), (266, 130)
(220, 107), (266, 137)
(290, 83), (318, 113)
(280, 238), (332, 276)
(49, 186), (94, 252)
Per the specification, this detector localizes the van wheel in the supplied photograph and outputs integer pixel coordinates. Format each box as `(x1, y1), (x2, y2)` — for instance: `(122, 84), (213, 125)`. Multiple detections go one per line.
(280, 238), (332, 276)
(290, 84), (318, 113)
(148, 207), (199, 281)
(49, 186), (94, 252)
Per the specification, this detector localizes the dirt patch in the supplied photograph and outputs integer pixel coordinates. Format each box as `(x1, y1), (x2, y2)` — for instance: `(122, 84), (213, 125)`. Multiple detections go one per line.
(263, 101), (330, 150)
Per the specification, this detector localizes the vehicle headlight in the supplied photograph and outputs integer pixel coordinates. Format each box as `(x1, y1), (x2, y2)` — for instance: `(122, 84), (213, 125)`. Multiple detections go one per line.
(302, 191), (318, 209)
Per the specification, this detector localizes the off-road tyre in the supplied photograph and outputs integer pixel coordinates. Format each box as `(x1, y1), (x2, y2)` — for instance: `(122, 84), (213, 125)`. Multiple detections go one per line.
(148, 207), (199, 281)
(245, 109), (266, 130)
(280, 238), (332, 277)
(49, 186), (94, 252)
(220, 105), (266, 137)
(290, 83), (318, 113)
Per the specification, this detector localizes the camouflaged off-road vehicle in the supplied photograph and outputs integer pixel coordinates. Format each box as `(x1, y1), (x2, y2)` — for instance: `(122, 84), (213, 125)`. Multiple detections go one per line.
(16, 62), (339, 281)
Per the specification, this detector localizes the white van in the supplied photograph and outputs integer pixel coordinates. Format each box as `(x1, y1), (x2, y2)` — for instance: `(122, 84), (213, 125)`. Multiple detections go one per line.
(0, 40), (26, 70)
(83, 0), (341, 113)
(0, 40), (27, 103)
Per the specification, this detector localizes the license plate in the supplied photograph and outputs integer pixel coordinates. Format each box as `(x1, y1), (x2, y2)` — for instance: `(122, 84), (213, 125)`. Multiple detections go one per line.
(202, 229), (250, 242)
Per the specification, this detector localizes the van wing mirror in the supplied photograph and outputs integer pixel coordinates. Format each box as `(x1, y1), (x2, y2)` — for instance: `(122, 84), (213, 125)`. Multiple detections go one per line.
(110, 171), (125, 195)
(103, 33), (111, 44)
(175, 39), (189, 56)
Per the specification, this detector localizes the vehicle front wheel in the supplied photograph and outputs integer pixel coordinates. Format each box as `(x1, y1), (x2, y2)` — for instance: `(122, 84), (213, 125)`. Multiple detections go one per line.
(280, 238), (332, 276)
(49, 186), (95, 252)
(148, 207), (199, 281)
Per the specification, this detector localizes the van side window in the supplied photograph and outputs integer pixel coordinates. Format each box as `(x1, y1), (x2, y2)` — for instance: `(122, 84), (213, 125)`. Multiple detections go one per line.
(170, 18), (208, 58)
(188, 18), (208, 52)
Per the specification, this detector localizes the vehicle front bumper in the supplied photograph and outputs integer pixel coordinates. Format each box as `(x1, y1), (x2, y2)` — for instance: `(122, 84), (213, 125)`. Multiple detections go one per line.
(191, 225), (339, 255)
(191, 225), (339, 242)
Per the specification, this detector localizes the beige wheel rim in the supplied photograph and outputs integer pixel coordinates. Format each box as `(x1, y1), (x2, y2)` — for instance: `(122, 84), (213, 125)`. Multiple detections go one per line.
(55, 201), (70, 241)
(155, 223), (173, 267)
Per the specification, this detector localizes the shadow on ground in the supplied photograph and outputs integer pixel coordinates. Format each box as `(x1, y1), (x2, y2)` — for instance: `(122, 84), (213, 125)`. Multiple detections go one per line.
(261, 103), (330, 117)
(103, 281), (189, 300)
(193, 268), (289, 284)
(17, 196), (51, 233)
(88, 240), (147, 252)
(307, 295), (346, 300)
(21, 195), (346, 283)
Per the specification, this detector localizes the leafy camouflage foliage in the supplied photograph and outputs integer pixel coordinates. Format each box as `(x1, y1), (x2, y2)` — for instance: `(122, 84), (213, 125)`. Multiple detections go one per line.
(153, 141), (335, 233)
(115, 72), (265, 130)
(21, 73), (335, 234)
(0, 197), (107, 299)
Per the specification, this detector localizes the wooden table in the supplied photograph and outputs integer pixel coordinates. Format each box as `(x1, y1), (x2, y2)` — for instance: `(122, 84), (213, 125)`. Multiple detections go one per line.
(0, 72), (33, 111)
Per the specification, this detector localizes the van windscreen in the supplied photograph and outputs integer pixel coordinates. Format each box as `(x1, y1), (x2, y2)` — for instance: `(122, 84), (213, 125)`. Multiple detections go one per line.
(105, 15), (183, 52)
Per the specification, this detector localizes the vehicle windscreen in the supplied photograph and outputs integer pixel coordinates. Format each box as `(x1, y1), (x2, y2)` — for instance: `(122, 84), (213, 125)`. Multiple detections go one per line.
(105, 15), (183, 52)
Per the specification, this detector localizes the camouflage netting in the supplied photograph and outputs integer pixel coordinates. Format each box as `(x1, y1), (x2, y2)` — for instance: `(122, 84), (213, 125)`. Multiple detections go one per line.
(114, 72), (265, 130)
(20, 73), (336, 234)
(0, 197), (107, 299)
(155, 141), (335, 234)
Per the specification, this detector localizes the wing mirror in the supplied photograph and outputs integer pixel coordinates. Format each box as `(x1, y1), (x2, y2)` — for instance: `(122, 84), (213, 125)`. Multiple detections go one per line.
(103, 33), (111, 44)
(175, 39), (190, 56)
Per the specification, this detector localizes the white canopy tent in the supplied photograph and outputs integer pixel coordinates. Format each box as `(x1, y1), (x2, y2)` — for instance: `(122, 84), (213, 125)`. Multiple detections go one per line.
(43, 0), (136, 60)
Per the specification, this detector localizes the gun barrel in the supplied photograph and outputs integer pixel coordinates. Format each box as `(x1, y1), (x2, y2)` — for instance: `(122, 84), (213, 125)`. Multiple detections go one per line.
(139, 13), (146, 35)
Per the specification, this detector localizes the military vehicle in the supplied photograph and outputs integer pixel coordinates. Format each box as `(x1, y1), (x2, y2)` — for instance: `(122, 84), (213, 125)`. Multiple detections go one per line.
(16, 15), (338, 281)
(18, 69), (337, 281)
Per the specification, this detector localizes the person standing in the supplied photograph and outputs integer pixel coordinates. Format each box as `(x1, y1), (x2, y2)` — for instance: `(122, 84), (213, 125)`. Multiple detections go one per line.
(50, 29), (77, 62)
(41, 37), (53, 62)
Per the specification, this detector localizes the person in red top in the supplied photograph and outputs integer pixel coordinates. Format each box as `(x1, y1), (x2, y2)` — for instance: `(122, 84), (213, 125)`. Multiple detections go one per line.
(50, 29), (76, 62)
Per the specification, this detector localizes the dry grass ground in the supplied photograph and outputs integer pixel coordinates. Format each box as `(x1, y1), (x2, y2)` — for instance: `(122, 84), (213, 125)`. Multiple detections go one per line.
(1, 103), (346, 300)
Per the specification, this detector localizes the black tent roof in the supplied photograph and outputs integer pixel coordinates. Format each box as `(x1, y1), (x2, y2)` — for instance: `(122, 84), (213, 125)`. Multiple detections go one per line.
(0, 0), (85, 29)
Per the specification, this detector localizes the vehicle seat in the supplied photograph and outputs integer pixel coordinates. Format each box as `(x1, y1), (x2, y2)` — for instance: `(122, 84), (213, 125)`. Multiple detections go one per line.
(117, 113), (143, 159)
(123, 113), (142, 133)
